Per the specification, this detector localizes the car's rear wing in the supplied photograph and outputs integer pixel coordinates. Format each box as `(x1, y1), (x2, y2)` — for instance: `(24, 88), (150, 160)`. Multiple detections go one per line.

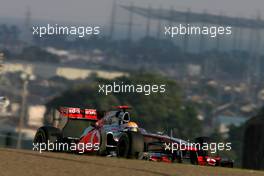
(59, 107), (98, 121)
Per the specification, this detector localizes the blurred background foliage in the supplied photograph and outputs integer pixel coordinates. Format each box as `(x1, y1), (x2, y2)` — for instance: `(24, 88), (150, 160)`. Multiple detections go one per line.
(46, 73), (202, 139)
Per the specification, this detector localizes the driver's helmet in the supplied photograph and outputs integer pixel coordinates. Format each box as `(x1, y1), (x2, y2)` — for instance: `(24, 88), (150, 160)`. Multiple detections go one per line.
(123, 121), (138, 132)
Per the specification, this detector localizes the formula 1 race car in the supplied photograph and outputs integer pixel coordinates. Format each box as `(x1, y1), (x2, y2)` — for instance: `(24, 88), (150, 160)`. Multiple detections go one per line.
(33, 105), (233, 167)
(33, 106), (144, 157)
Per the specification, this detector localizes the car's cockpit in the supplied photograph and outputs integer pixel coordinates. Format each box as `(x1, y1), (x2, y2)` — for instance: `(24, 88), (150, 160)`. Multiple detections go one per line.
(101, 110), (131, 126)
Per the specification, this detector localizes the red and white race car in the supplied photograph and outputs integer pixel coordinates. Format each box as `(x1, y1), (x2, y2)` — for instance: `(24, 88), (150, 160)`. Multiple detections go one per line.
(34, 106), (233, 167)
(34, 106), (144, 157)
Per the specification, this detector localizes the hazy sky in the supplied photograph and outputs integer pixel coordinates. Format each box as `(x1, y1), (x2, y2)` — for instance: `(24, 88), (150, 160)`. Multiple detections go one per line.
(0, 0), (264, 25)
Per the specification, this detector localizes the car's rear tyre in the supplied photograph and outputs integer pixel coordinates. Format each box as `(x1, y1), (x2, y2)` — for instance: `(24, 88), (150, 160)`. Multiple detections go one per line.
(97, 129), (107, 156)
(117, 132), (144, 159)
(33, 126), (62, 151)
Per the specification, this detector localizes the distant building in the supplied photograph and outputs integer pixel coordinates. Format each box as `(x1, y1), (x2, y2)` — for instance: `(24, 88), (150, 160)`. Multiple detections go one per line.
(3, 61), (128, 80)
(215, 115), (248, 134)
(27, 105), (45, 128)
(187, 64), (201, 77)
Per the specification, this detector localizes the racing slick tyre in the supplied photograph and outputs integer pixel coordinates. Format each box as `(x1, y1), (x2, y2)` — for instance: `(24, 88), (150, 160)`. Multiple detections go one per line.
(97, 129), (107, 156)
(116, 133), (129, 158)
(117, 132), (144, 159)
(33, 126), (62, 151)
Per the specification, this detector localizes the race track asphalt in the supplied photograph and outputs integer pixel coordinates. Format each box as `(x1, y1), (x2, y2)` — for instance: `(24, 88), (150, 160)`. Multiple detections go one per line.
(0, 148), (263, 176)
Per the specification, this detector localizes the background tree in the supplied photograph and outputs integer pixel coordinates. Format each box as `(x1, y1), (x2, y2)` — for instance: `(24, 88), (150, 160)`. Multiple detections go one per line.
(46, 73), (202, 139)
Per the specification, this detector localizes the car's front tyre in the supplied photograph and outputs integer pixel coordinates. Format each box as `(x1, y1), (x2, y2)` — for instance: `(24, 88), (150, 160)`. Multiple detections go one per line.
(116, 131), (144, 159)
